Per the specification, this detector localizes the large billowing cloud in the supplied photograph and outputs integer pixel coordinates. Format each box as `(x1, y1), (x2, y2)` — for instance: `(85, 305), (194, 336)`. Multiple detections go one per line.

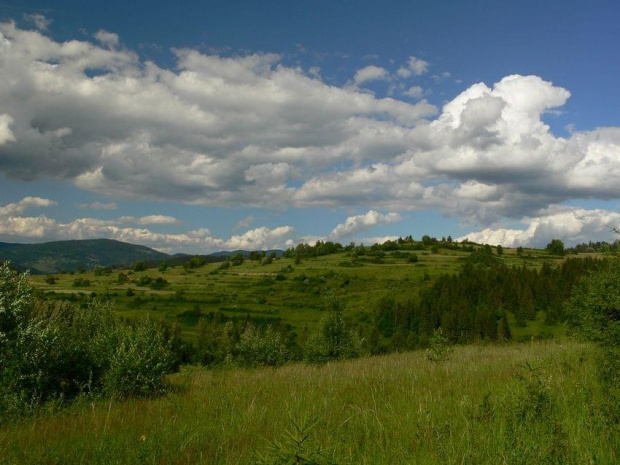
(2, 21), (620, 249)
(0, 21), (435, 208)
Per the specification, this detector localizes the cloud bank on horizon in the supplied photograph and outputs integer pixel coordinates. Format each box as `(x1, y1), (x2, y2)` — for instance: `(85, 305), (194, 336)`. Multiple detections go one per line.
(1, 20), (620, 251)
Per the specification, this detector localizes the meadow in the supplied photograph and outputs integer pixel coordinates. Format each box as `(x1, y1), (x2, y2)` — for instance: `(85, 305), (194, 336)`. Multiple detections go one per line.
(0, 339), (616, 464)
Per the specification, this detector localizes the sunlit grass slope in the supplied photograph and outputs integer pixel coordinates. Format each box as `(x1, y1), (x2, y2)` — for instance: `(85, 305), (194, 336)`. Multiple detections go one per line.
(1, 340), (616, 464)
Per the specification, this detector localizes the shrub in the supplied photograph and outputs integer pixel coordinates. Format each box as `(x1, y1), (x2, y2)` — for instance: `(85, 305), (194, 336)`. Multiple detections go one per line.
(103, 317), (175, 398)
(149, 277), (168, 290)
(72, 277), (90, 287)
(304, 307), (364, 364)
(133, 261), (147, 272)
(235, 325), (289, 367)
(425, 328), (453, 362)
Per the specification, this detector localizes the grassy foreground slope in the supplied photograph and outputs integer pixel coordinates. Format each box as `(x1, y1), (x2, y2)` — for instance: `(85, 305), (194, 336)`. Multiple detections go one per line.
(1, 340), (616, 464)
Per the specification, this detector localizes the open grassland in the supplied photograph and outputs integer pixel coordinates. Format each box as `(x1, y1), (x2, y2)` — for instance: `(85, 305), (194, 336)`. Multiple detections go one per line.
(29, 246), (575, 342)
(1, 339), (617, 464)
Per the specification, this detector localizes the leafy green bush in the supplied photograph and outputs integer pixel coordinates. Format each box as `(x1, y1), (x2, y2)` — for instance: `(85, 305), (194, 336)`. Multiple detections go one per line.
(425, 328), (453, 362)
(304, 309), (365, 364)
(235, 325), (289, 367)
(103, 317), (175, 398)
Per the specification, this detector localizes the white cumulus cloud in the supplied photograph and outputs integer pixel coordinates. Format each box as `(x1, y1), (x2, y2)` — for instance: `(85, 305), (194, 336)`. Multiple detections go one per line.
(329, 210), (402, 240)
(353, 65), (390, 85)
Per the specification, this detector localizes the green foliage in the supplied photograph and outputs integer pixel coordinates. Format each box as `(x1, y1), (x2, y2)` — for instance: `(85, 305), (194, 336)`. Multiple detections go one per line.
(304, 299), (364, 364)
(72, 277), (90, 287)
(567, 258), (620, 419)
(133, 261), (147, 272)
(235, 325), (289, 367)
(231, 253), (245, 266)
(149, 277), (168, 290)
(0, 261), (33, 346)
(255, 416), (332, 465)
(103, 317), (175, 398)
(0, 263), (176, 417)
(93, 266), (112, 276)
(425, 327), (453, 362)
(183, 255), (206, 270)
(567, 259), (620, 347)
(546, 239), (565, 256)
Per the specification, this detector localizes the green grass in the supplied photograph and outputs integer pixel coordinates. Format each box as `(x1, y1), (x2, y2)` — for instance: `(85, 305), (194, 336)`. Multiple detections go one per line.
(1, 339), (617, 464)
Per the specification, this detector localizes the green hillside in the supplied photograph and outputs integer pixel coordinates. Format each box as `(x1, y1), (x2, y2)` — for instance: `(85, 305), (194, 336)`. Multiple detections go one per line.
(31, 241), (591, 352)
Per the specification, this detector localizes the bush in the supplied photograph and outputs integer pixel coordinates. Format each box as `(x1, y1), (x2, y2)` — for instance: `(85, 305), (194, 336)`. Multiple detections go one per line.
(133, 261), (147, 272)
(425, 328), (453, 362)
(149, 277), (168, 290)
(103, 317), (175, 398)
(304, 306), (365, 364)
(235, 325), (289, 367)
(72, 277), (90, 287)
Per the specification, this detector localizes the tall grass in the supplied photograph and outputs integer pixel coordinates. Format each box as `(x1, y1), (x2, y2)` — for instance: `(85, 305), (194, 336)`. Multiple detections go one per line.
(1, 340), (617, 464)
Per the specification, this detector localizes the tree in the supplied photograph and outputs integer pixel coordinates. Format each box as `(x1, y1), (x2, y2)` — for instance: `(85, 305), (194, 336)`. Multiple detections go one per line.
(567, 257), (620, 417)
(496, 245), (503, 255)
(133, 261), (147, 272)
(235, 325), (289, 367)
(546, 239), (565, 256)
(304, 295), (364, 363)
(231, 253), (245, 266)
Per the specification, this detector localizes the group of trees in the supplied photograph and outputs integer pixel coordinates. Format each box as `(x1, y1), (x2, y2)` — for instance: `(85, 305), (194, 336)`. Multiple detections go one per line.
(372, 256), (604, 347)
(186, 296), (365, 367)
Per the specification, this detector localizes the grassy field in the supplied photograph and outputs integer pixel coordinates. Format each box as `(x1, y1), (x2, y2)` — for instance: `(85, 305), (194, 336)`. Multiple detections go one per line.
(29, 245), (572, 342)
(1, 339), (616, 464)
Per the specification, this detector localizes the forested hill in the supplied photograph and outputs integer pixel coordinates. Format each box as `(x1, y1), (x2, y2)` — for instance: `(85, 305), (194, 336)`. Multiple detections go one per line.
(0, 239), (170, 274)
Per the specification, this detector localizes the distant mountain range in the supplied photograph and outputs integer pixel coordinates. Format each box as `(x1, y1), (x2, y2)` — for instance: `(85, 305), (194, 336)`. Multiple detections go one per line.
(0, 239), (284, 274)
(0, 239), (171, 274)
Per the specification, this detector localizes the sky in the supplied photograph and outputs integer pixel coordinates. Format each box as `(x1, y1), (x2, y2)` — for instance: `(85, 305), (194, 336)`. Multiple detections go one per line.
(1, 0), (620, 253)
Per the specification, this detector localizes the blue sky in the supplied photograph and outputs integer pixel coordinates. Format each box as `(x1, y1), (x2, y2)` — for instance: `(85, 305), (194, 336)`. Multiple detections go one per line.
(0, 0), (619, 252)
